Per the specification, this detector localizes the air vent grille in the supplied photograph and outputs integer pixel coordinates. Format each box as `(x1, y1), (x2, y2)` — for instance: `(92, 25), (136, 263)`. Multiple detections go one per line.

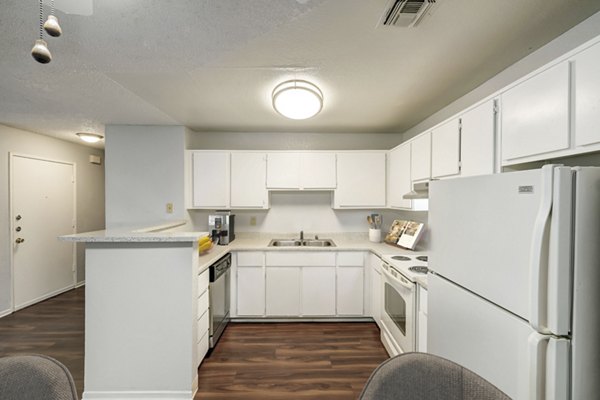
(380, 0), (437, 28)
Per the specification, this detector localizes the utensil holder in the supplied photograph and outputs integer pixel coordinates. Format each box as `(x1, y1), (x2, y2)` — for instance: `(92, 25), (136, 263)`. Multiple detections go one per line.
(369, 228), (381, 243)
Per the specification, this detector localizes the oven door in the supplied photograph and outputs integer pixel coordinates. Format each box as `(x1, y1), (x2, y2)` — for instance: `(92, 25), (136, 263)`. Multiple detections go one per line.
(381, 263), (416, 353)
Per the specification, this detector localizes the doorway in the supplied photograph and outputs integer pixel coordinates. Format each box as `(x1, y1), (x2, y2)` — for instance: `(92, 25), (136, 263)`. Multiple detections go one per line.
(10, 153), (76, 311)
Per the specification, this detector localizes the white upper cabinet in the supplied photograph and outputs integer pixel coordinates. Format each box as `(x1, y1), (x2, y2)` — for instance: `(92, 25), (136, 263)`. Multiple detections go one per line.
(501, 62), (570, 162)
(266, 152), (336, 190)
(230, 152), (268, 208)
(410, 132), (431, 182)
(574, 41), (600, 148)
(460, 100), (496, 177)
(431, 118), (460, 179)
(334, 152), (386, 208)
(191, 151), (230, 208)
(387, 143), (412, 209)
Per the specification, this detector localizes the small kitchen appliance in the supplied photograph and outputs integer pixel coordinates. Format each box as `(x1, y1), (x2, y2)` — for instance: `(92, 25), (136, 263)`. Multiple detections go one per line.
(208, 211), (235, 245)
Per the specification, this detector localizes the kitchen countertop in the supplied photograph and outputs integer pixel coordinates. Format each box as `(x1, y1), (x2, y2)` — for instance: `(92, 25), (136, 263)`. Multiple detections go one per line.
(197, 233), (429, 287)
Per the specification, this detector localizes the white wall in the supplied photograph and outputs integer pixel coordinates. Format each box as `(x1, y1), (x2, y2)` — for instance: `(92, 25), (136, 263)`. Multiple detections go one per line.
(105, 125), (186, 228)
(402, 11), (600, 141)
(186, 131), (404, 150)
(0, 124), (105, 315)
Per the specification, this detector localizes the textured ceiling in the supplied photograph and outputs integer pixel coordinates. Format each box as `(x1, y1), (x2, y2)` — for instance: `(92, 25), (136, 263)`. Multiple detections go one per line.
(1, 0), (600, 148)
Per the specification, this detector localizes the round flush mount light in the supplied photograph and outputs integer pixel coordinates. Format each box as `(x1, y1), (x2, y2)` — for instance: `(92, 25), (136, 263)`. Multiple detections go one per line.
(272, 80), (323, 120)
(76, 132), (104, 143)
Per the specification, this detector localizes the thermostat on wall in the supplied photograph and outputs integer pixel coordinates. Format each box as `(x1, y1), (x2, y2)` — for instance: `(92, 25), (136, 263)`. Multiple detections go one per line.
(89, 155), (102, 165)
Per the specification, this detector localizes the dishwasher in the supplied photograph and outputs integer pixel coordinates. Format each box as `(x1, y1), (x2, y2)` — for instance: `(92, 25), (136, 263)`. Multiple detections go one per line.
(208, 253), (231, 348)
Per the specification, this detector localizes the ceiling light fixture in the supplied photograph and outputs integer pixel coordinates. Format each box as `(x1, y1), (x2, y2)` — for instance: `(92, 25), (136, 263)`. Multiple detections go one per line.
(76, 133), (104, 143)
(272, 80), (323, 120)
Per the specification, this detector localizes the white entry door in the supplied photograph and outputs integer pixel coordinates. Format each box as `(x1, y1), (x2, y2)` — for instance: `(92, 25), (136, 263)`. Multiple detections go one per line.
(11, 154), (76, 310)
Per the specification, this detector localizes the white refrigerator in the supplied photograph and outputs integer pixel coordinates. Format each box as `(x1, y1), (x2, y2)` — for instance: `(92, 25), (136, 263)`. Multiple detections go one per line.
(428, 165), (600, 400)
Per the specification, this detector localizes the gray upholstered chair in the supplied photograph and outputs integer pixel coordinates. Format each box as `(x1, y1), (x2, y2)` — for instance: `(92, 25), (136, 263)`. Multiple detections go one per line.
(0, 354), (78, 400)
(359, 352), (511, 400)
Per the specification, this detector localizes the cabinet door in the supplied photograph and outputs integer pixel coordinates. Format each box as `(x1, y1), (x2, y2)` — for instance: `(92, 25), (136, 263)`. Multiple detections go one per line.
(388, 143), (412, 209)
(574, 41), (600, 148)
(230, 152), (267, 208)
(431, 119), (460, 178)
(237, 267), (265, 316)
(371, 267), (382, 328)
(335, 153), (386, 208)
(337, 267), (364, 315)
(411, 133), (431, 182)
(501, 62), (570, 161)
(266, 267), (301, 316)
(192, 152), (229, 208)
(460, 100), (496, 177)
(300, 153), (336, 189)
(266, 153), (300, 189)
(301, 267), (336, 316)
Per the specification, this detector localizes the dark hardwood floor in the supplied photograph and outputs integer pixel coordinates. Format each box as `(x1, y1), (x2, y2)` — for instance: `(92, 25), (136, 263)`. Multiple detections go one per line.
(0, 290), (388, 400)
(0, 288), (85, 397)
(197, 322), (388, 399)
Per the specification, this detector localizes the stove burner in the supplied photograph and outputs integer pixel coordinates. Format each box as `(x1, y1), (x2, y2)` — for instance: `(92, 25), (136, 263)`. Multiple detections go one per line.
(415, 255), (428, 262)
(391, 256), (412, 261)
(409, 266), (429, 274)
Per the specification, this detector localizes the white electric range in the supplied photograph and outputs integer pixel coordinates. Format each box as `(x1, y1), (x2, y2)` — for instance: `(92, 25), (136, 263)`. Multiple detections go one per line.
(379, 253), (428, 355)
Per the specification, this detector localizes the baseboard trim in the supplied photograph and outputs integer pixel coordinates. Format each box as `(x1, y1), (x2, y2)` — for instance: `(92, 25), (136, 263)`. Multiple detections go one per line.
(13, 284), (75, 311)
(0, 308), (13, 319)
(231, 317), (374, 323)
(82, 390), (194, 400)
(75, 280), (86, 288)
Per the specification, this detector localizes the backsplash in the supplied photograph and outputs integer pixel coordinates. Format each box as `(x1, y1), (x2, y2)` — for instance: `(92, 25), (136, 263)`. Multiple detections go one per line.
(187, 191), (430, 250)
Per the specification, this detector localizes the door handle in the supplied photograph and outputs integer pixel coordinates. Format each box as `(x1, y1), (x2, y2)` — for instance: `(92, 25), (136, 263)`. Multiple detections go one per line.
(16, 215), (22, 221)
(15, 238), (25, 244)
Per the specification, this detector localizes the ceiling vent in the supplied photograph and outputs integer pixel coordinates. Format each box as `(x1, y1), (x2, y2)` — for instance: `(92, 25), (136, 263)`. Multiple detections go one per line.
(379, 0), (437, 28)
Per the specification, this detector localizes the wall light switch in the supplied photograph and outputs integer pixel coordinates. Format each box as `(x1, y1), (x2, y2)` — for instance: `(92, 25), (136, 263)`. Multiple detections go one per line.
(250, 216), (257, 226)
(166, 203), (174, 214)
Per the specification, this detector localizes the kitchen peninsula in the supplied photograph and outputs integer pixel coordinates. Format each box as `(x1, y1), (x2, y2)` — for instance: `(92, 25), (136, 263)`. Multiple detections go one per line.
(61, 221), (207, 400)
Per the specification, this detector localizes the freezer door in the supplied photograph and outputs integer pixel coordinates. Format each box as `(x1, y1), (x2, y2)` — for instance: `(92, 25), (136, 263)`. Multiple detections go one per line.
(429, 165), (572, 331)
(428, 274), (569, 400)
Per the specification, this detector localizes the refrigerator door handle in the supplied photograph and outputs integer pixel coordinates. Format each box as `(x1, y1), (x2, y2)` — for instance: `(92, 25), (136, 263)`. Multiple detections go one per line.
(529, 165), (555, 333)
(528, 332), (549, 400)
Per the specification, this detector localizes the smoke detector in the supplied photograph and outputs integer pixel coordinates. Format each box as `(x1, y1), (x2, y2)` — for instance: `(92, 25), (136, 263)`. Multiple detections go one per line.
(378, 0), (437, 28)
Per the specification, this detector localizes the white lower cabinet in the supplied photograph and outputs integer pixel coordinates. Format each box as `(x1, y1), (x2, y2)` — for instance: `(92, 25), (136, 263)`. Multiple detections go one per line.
(266, 267), (301, 316)
(369, 253), (382, 328)
(337, 252), (365, 316)
(302, 267), (336, 316)
(237, 267), (265, 316)
(196, 268), (210, 365)
(417, 285), (428, 352)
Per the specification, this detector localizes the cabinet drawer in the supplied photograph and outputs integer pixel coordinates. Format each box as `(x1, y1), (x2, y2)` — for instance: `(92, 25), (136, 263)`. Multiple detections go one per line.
(266, 252), (335, 267)
(198, 268), (209, 294)
(197, 308), (209, 334)
(419, 285), (428, 315)
(197, 289), (209, 320)
(337, 252), (364, 267)
(197, 330), (209, 366)
(237, 252), (264, 267)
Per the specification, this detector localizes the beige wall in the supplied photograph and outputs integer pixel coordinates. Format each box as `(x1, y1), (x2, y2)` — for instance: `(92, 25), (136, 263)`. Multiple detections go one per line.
(0, 124), (105, 315)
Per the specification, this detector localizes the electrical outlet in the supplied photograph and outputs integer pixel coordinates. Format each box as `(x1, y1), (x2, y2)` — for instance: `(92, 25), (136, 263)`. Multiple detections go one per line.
(250, 216), (257, 226)
(166, 203), (174, 214)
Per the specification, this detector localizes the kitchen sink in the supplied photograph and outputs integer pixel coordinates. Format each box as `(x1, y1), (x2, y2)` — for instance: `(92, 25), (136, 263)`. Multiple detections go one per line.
(268, 239), (336, 247)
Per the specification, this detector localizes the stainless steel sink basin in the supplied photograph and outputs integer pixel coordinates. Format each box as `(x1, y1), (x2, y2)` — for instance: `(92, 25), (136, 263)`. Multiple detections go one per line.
(302, 239), (336, 247)
(268, 239), (303, 247)
(268, 239), (336, 247)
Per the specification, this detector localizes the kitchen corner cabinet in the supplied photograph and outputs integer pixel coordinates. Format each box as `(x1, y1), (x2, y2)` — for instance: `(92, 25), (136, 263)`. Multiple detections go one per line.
(460, 100), (496, 177)
(431, 119), (460, 179)
(230, 152), (268, 208)
(501, 62), (570, 162)
(334, 152), (386, 208)
(387, 143), (412, 209)
(410, 132), (431, 182)
(191, 151), (230, 208)
(266, 152), (336, 190)
(574, 41), (600, 148)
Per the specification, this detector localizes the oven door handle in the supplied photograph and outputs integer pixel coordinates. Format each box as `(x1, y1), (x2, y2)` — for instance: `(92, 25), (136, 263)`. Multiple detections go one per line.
(381, 263), (414, 290)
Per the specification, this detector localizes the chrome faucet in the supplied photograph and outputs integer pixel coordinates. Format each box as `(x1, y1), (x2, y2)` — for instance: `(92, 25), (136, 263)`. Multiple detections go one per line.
(300, 230), (304, 240)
